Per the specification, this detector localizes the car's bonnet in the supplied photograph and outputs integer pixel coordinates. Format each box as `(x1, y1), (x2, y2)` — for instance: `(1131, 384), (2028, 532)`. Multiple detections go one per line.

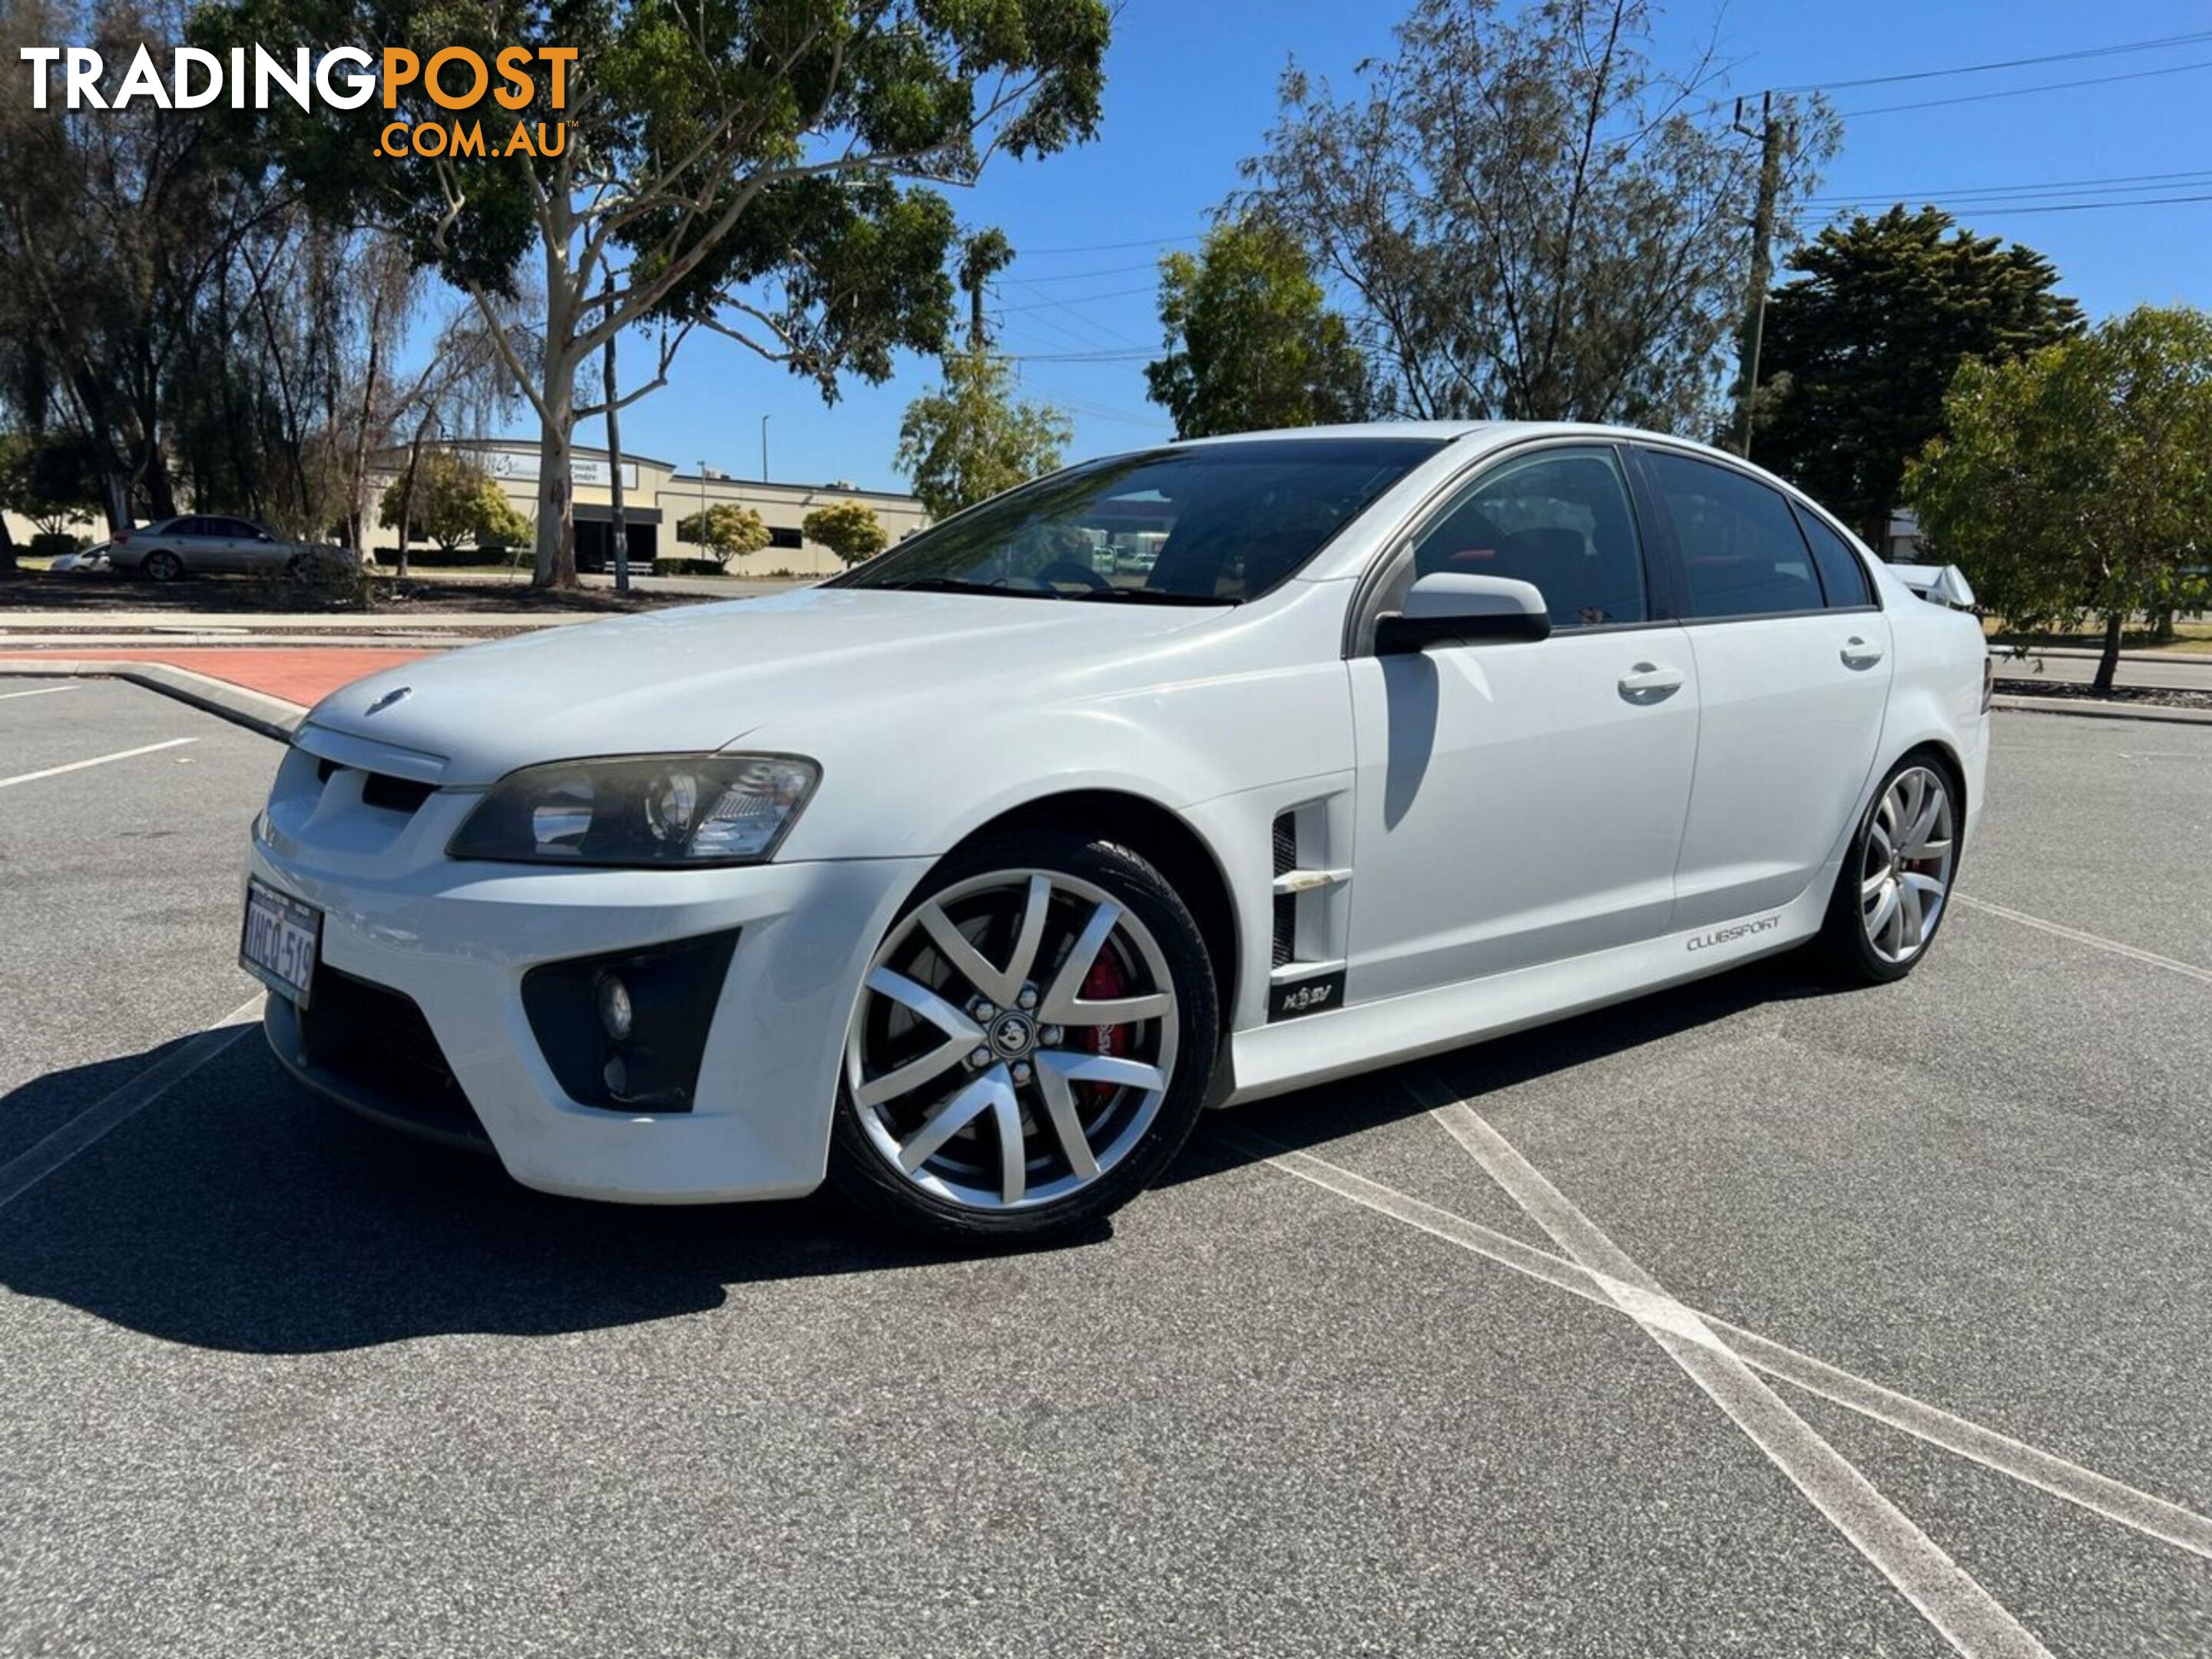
(303, 587), (1223, 786)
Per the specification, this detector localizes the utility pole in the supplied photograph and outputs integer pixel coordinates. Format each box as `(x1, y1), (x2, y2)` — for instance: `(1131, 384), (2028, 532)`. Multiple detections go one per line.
(1731, 91), (1788, 459)
(760, 413), (770, 483)
(601, 271), (630, 594)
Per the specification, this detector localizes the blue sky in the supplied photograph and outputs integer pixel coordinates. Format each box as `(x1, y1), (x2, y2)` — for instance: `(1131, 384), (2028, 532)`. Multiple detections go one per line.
(580, 0), (2212, 490)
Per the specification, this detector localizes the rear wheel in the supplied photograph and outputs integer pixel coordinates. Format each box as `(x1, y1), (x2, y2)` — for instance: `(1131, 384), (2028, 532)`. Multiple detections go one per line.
(141, 550), (183, 582)
(1819, 755), (1959, 984)
(828, 830), (1218, 1241)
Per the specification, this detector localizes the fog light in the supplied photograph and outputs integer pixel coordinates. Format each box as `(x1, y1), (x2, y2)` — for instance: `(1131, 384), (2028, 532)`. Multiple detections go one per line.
(597, 974), (634, 1041)
(602, 1053), (628, 1097)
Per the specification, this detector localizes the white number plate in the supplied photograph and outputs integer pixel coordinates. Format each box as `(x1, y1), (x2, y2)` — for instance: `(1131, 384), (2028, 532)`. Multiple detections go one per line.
(240, 878), (321, 1006)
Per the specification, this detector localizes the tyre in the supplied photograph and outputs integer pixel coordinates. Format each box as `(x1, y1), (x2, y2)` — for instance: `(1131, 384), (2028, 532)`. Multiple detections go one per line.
(1817, 753), (1961, 985)
(141, 550), (184, 582)
(829, 830), (1219, 1241)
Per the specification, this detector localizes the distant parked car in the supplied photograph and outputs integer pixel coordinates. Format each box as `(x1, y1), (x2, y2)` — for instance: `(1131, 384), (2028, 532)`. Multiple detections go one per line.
(48, 542), (111, 574)
(108, 515), (356, 582)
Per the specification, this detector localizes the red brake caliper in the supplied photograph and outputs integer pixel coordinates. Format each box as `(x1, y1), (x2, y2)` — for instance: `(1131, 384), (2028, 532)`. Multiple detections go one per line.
(1076, 950), (1133, 1108)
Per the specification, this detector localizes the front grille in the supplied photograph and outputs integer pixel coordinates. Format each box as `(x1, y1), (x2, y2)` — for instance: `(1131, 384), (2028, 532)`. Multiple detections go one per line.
(362, 773), (435, 813)
(315, 759), (436, 816)
(291, 968), (489, 1146)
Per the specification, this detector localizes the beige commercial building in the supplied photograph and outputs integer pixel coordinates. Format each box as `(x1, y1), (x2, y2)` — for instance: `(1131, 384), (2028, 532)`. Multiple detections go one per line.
(372, 439), (929, 578)
(6, 439), (928, 574)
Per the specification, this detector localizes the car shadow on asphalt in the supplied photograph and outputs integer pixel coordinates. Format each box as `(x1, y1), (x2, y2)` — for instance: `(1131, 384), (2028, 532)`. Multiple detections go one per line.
(0, 1028), (1094, 1356)
(0, 955), (1844, 1356)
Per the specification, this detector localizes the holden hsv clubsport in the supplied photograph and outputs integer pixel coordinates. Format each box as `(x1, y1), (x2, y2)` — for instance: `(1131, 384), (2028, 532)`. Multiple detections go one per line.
(243, 423), (1988, 1239)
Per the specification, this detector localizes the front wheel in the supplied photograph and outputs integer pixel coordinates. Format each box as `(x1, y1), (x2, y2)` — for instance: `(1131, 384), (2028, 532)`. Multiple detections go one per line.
(1818, 755), (1960, 984)
(828, 830), (1218, 1241)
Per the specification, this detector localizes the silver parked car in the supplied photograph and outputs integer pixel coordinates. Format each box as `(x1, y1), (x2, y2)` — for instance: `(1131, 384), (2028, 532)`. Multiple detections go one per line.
(108, 515), (355, 581)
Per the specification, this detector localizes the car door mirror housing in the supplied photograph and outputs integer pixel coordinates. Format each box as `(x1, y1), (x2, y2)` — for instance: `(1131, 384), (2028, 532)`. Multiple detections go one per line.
(1376, 572), (1552, 654)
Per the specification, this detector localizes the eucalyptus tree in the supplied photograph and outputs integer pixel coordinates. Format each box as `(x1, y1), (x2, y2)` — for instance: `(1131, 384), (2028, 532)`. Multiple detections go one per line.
(216, 0), (1110, 586)
(1242, 0), (1833, 433)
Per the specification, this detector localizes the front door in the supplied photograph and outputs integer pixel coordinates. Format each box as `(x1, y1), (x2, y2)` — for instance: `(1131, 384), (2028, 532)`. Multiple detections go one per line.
(1345, 444), (1700, 1003)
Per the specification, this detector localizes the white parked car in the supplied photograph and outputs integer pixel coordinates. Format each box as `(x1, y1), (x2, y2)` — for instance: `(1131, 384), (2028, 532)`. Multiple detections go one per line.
(245, 423), (1990, 1239)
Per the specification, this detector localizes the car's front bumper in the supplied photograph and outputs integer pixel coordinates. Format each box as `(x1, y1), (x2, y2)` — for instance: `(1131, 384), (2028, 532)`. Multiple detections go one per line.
(248, 747), (927, 1204)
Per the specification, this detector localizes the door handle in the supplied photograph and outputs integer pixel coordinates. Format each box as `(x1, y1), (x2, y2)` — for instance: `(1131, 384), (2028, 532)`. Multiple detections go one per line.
(1618, 662), (1684, 698)
(1840, 636), (1886, 669)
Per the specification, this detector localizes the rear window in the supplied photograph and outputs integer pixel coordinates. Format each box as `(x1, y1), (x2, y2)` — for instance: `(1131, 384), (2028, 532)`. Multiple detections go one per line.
(1792, 503), (1876, 608)
(838, 438), (1445, 604)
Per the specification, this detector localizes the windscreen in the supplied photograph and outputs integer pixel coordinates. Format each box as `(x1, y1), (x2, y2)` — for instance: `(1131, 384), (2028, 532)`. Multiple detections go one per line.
(839, 437), (1446, 604)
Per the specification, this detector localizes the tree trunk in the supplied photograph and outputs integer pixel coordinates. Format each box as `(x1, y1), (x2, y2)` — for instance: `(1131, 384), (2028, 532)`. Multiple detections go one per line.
(533, 392), (578, 589)
(531, 220), (580, 590)
(2093, 611), (2123, 697)
(395, 421), (430, 580)
(2151, 605), (2177, 644)
(346, 316), (385, 558)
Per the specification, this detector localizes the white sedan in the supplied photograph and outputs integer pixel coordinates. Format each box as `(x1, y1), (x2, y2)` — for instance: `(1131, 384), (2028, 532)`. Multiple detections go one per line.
(244, 423), (1989, 1239)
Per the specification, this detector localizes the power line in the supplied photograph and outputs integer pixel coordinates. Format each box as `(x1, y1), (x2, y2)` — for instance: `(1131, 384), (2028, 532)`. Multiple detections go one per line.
(998, 284), (1156, 313)
(1015, 233), (1204, 257)
(1777, 28), (2212, 94)
(1806, 167), (2212, 206)
(1836, 57), (2212, 118)
(1002, 349), (1153, 363)
(1004, 259), (1164, 284)
(1813, 191), (2212, 222)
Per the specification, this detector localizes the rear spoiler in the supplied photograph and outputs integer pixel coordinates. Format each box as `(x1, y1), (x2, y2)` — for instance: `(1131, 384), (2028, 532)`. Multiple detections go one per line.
(1886, 562), (1975, 611)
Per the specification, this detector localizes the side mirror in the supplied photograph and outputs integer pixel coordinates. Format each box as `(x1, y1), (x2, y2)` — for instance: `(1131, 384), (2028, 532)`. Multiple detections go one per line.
(1376, 572), (1552, 654)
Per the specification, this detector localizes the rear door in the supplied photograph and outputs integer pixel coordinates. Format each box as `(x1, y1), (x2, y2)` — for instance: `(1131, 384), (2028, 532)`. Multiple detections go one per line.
(1343, 442), (1701, 1000)
(1634, 446), (1892, 929)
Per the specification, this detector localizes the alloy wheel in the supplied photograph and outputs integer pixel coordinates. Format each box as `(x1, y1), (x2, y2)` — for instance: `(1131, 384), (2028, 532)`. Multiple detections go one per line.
(1859, 765), (1954, 965)
(846, 869), (1180, 1211)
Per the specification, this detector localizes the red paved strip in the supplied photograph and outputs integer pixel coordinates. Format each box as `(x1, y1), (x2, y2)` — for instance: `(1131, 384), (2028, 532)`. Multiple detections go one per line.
(0, 647), (434, 707)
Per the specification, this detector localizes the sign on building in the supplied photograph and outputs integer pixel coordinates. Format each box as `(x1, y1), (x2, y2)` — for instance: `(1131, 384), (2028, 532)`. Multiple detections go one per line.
(478, 449), (639, 490)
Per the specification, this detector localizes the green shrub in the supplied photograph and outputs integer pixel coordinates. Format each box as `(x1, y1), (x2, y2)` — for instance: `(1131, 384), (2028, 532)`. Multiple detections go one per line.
(653, 555), (727, 577)
(29, 531), (87, 558)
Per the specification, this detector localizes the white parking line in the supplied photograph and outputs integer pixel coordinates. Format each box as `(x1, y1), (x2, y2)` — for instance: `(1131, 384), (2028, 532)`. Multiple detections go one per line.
(0, 995), (263, 1212)
(1227, 1128), (2212, 1565)
(1424, 1097), (2051, 1659)
(0, 736), (196, 791)
(0, 683), (80, 702)
(1954, 893), (2212, 986)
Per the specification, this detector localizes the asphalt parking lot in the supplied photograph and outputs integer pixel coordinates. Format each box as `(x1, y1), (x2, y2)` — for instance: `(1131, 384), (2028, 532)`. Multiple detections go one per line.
(2, 676), (2209, 1658)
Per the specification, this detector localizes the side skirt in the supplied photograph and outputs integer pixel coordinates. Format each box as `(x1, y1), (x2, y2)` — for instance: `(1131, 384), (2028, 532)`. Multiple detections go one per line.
(1221, 869), (1833, 1106)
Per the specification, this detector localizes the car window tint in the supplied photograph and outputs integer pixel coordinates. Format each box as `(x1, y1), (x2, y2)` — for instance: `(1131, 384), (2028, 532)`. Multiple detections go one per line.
(1792, 503), (1875, 608)
(171, 517), (207, 537)
(1644, 450), (1823, 620)
(839, 437), (1445, 604)
(213, 518), (253, 538)
(1411, 447), (1647, 628)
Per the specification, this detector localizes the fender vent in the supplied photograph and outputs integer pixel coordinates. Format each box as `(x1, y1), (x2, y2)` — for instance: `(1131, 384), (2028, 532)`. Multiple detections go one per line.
(1271, 813), (1296, 967)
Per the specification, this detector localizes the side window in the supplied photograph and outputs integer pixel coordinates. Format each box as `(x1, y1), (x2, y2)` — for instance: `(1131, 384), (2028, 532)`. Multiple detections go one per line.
(1643, 450), (1823, 620)
(1409, 447), (1647, 629)
(171, 517), (207, 538)
(1792, 502), (1875, 608)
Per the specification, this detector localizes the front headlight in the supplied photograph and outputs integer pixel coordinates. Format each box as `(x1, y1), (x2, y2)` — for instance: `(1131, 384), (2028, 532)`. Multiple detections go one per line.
(448, 753), (820, 866)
